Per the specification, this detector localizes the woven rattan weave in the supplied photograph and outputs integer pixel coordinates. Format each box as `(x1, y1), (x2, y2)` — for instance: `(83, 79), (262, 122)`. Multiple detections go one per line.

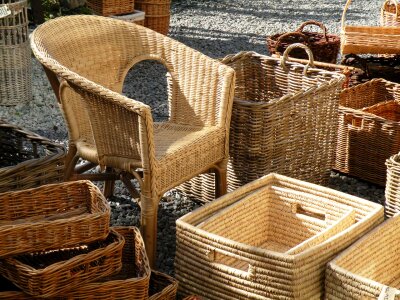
(0, 0), (31, 105)
(0, 120), (65, 193)
(86, 0), (134, 16)
(0, 180), (110, 257)
(135, 0), (170, 34)
(385, 153), (400, 218)
(175, 173), (384, 299)
(149, 270), (178, 300)
(334, 79), (400, 186)
(381, 0), (400, 27)
(326, 214), (400, 299)
(0, 229), (124, 298)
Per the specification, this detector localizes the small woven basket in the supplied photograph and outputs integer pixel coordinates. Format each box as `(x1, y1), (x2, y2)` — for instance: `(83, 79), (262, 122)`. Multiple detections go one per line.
(385, 153), (400, 218)
(0, 120), (65, 193)
(0, 229), (124, 298)
(381, 0), (400, 27)
(86, 0), (134, 16)
(326, 214), (400, 299)
(0, 180), (111, 257)
(0, 0), (31, 105)
(334, 79), (400, 186)
(135, 0), (170, 34)
(149, 270), (178, 300)
(266, 20), (340, 63)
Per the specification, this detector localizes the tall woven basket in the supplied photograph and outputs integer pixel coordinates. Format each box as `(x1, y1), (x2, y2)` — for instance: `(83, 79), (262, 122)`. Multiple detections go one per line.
(179, 44), (344, 202)
(0, 0), (31, 105)
(135, 0), (170, 35)
(381, 0), (400, 27)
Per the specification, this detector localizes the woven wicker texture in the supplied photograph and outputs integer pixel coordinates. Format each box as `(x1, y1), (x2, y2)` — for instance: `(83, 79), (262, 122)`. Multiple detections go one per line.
(0, 180), (110, 257)
(0, 0), (31, 105)
(266, 20), (340, 63)
(86, 0), (134, 16)
(341, 0), (400, 54)
(175, 173), (384, 299)
(135, 0), (170, 34)
(111, 10), (145, 26)
(0, 229), (124, 298)
(149, 270), (178, 300)
(381, 0), (400, 27)
(0, 120), (65, 193)
(326, 214), (400, 299)
(334, 78), (400, 186)
(385, 153), (400, 218)
(180, 45), (344, 202)
(30, 15), (236, 266)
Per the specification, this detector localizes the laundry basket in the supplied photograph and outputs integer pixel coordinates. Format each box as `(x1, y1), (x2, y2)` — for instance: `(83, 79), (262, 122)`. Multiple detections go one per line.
(179, 44), (345, 202)
(0, 0), (31, 105)
(175, 173), (384, 299)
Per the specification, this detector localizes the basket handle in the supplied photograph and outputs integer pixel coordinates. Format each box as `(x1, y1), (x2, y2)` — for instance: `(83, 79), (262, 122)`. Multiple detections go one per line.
(296, 20), (328, 41)
(274, 31), (309, 53)
(280, 43), (315, 75)
(341, 0), (353, 31)
(291, 203), (326, 221)
(381, 0), (399, 17)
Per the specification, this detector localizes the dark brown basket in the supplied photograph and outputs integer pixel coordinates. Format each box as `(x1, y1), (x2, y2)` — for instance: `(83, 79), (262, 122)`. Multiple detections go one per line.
(149, 270), (178, 300)
(334, 79), (400, 186)
(86, 0), (134, 16)
(266, 20), (340, 63)
(0, 120), (65, 193)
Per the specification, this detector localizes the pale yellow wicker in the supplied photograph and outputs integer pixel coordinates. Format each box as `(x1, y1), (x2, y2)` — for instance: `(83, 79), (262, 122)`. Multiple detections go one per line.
(135, 0), (170, 34)
(381, 0), (400, 27)
(175, 173), (384, 299)
(0, 0), (31, 105)
(385, 153), (400, 218)
(326, 214), (400, 299)
(180, 44), (345, 202)
(0, 229), (124, 298)
(341, 0), (400, 54)
(0, 180), (110, 257)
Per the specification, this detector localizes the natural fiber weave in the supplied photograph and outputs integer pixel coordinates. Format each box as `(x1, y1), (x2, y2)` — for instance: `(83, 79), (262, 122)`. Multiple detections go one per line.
(180, 45), (344, 202)
(326, 214), (400, 299)
(135, 0), (170, 34)
(385, 153), (400, 218)
(267, 20), (340, 63)
(334, 78), (400, 185)
(175, 173), (384, 299)
(111, 10), (145, 26)
(0, 229), (124, 298)
(381, 0), (400, 27)
(341, 0), (400, 54)
(0, 180), (111, 257)
(149, 270), (178, 300)
(0, 120), (65, 193)
(0, 0), (31, 105)
(86, 0), (134, 16)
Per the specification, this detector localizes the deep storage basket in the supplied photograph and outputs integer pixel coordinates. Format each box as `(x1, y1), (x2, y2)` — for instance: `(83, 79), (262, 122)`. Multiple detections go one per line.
(326, 214), (400, 299)
(0, 180), (111, 257)
(0, 0), (31, 105)
(180, 44), (344, 202)
(135, 0), (170, 35)
(149, 270), (178, 300)
(334, 79), (400, 186)
(0, 229), (124, 298)
(385, 153), (400, 218)
(381, 0), (400, 27)
(175, 173), (384, 299)
(0, 120), (65, 193)
(86, 0), (134, 16)
(266, 20), (340, 64)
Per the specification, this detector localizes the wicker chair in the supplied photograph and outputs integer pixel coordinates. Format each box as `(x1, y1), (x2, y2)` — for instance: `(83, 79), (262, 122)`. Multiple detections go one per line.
(30, 15), (236, 266)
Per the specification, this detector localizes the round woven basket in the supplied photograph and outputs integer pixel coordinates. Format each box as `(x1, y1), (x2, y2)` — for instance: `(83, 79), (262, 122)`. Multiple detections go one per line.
(135, 0), (171, 35)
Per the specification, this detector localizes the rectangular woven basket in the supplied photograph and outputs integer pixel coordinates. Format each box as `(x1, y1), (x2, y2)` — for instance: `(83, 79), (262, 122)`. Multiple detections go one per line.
(86, 0), (134, 16)
(0, 229), (125, 298)
(334, 78), (400, 186)
(385, 153), (400, 218)
(326, 214), (400, 299)
(0, 180), (110, 257)
(175, 173), (384, 299)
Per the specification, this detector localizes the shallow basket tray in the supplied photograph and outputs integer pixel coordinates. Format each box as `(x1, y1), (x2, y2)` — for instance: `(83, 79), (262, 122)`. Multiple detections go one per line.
(0, 120), (65, 193)
(385, 153), (400, 218)
(0, 180), (110, 257)
(326, 214), (400, 299)
(175, 173), (384, 299)
(0, 229), (124, 298)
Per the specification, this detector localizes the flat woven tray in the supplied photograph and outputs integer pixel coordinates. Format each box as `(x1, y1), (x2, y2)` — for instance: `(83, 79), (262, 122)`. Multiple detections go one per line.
(0, 120), (65, 193)
(0, 180), (110, 257)
(0, 229), (124, 298)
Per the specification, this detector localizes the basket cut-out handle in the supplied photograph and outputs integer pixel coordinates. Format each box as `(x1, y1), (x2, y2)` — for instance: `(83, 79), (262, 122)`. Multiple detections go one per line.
(280, 43), (315, 75)
(291, 203), (326, 221)
(381, 0), (399, 17)
(274, 32), (309, 52)
(205, 248), (256, 280)
(378, 285), (400, 300)
(296, 20), (328, 41)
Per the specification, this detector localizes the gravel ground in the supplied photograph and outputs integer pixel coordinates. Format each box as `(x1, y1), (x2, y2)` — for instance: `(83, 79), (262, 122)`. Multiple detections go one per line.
(0, 0), (385, 276)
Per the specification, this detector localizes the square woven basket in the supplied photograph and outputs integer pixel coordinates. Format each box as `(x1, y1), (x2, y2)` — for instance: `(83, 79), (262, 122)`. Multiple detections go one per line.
(334, 78), (400, 186)
(0, 229), (125, 298)
(0, 180), (110, 257)
(326, 214), (400, 299)
(175, 173), (384, 299)
(86, 0), (134, 16)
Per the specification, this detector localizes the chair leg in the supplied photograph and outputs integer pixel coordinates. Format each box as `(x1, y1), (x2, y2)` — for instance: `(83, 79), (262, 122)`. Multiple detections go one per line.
(214, 163), (228, 198)
(64, 144), (79, 181)
(103, 167), (115, 198)
(140, 193), (159, 268)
